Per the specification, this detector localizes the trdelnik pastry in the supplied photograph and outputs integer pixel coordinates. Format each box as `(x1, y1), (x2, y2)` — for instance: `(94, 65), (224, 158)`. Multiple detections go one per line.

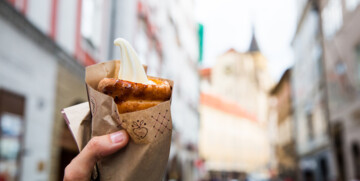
(62, 38), (173, 181)
(98, 38), (172, 113)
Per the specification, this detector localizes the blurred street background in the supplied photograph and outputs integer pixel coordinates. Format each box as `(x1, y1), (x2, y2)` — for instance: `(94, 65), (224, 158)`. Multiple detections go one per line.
(0, 0), (360, 180)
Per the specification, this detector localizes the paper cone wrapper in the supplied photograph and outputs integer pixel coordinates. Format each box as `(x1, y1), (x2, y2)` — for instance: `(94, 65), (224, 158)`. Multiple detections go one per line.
(62, 60), (173, 181)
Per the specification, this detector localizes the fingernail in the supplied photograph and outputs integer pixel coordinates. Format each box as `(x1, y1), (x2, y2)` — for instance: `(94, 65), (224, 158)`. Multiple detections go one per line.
(110, 131), (124, 144)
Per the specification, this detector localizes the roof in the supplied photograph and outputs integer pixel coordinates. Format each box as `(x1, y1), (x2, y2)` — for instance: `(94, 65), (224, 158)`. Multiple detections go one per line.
(200, 93), (257, 122)
(200, 68), (212, 77)
(270, 68), (292, 95)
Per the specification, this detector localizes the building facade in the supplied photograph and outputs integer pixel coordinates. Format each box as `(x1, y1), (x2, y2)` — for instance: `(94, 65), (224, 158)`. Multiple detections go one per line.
(0, 1), (88, 180)
(319, 0), (360, 180)
(292, 0), (337, 180)
(0, 0), (200, 180)
(268, 69), (297, 180)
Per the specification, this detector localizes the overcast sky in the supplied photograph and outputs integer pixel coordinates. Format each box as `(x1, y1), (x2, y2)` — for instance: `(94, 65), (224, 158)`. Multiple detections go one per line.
(195, 0), (297, 81)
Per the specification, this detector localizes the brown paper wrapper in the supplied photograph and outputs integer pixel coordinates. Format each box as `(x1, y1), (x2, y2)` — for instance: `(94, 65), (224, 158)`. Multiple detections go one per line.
(62, 60), (173, 181)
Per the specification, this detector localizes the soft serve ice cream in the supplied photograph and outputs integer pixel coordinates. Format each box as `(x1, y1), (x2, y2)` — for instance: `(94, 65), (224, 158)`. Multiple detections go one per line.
(114, 38), (151, 84)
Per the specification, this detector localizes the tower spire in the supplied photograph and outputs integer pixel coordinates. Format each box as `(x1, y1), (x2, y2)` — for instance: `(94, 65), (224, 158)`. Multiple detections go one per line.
(248, 25), (260, 52)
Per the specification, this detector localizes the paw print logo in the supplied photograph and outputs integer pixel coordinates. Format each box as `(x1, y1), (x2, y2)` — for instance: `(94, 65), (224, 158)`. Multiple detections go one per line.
(132, 120), (148, 139)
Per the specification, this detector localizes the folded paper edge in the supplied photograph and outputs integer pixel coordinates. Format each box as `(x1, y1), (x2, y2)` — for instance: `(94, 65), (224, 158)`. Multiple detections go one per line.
(62, 108), (83, 152)
(61, 103), (91, 151)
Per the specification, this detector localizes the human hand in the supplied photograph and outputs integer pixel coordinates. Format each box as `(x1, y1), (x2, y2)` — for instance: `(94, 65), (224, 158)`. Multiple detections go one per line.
(63, 130), (129, 181)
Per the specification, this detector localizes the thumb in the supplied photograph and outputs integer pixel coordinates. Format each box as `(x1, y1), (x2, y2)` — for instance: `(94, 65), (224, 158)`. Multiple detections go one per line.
(64, 130), (129, 181)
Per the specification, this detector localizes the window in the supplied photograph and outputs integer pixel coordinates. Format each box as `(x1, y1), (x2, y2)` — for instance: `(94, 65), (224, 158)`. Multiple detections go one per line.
(80, 0), (107, 60)
(224, 66), (233, 75)
(334, 59), (356, 95)
(355, 43), (360, 86)
(346, 0), (360, 12)
(322, 0), (343, 39)
(314, 43), (323, 89)
(335, 61), (347, 75)
(306, 110), (314, 141)
(0, 89), (25, 181)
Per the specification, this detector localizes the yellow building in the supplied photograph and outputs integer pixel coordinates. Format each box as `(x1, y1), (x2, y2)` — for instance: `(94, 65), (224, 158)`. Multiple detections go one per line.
(199, 33), (273, 178)
(199, 93), (270, 173)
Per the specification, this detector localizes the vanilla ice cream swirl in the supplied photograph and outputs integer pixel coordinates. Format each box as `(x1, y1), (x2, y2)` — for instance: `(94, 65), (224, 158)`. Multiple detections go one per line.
(114, 38), (151, 84)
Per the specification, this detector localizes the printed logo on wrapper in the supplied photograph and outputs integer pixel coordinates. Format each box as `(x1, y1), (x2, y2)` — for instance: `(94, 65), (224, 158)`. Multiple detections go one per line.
(90, 96), (97, 116)
(132, 120), (148, 139)
(151, 109), (171, 138)
(117, 109), (172, 143)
